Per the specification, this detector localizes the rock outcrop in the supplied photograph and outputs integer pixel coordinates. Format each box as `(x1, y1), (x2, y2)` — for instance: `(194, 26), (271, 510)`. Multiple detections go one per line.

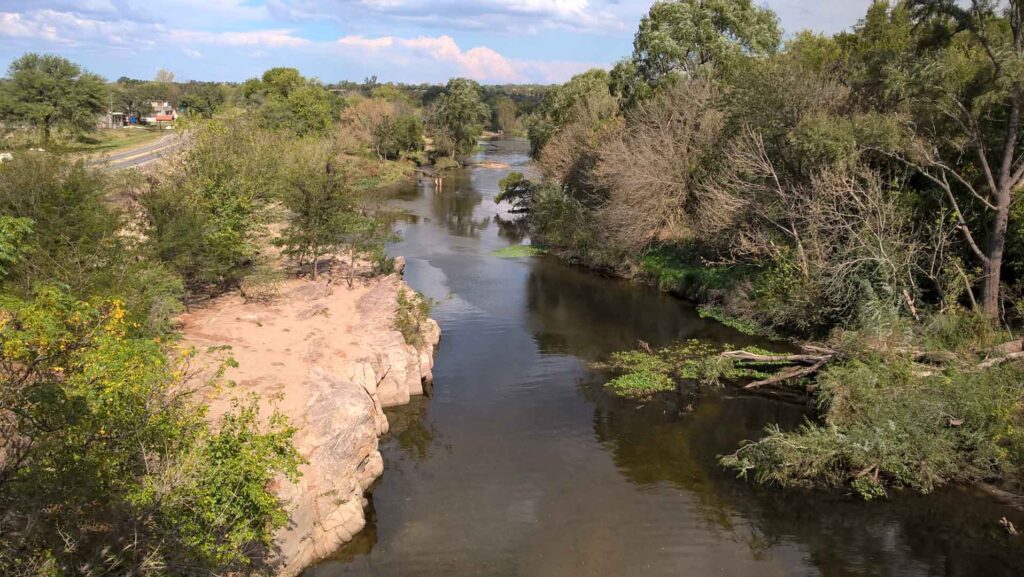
(179, 270), (439, 576)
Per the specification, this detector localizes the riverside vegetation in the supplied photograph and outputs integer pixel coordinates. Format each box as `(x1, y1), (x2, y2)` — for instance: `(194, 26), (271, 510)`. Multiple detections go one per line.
(497, 0), (1024, 500)
(0, 58), (502, 576)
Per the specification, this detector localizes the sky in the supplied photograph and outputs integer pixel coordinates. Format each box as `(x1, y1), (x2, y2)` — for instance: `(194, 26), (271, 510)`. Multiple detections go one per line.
(0, 1), (879, 84)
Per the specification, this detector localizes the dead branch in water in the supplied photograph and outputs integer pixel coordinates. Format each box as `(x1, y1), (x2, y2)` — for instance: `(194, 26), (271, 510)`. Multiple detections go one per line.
(743, 358), (831, 389)
(718, 347), (836, 390)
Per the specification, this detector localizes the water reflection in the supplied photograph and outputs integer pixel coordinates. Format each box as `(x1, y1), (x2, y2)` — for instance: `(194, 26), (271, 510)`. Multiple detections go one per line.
(383, 396), (445, 465)
(580, 369), (1024, 576)
(524, 260), (777, 359)
(494, 213), (529, 243)
(428, 173), (491, 237)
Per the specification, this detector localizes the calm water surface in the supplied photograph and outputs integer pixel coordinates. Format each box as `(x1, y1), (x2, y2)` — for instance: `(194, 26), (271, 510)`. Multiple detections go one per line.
(307, 139), (1024, 577)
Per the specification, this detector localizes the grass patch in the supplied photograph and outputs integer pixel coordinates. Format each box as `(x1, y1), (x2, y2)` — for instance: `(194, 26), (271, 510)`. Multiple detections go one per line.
(698, 305), (775, 337)
(68, 128), (165, 155)
(490, 245), (546, 258)
(639, 246), (751, 301)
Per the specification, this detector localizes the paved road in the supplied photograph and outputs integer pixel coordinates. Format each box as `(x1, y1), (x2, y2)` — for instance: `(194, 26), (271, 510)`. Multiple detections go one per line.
(89, 132), (184, 170)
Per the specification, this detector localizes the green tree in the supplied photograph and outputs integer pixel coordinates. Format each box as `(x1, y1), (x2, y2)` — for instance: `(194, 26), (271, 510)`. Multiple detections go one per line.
(242, 68), (334, 135)
(0, 216), (32, 279)
(632, 0), (782, 85)
(277, 144), (384, 282)
(374, 113), (423, 160)
(179, 83), (226, 118)
(260, 67), (304, 97)
(527, 69), (612, 157)
(0, 53), (108, 141)
(143, 118), (284, 293)
(867, 0), (1024, 318)
(608, 58), (653, 110)
(428, 78), (490, 159)
(493, 96), (518, 134)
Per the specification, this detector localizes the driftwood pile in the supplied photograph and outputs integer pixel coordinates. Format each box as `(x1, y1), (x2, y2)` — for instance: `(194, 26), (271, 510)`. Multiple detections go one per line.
(720, 339), (1024, 391)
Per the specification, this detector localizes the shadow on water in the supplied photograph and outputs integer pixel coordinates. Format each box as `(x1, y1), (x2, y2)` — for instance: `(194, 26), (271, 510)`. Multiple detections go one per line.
(306, 139), (1024, 577)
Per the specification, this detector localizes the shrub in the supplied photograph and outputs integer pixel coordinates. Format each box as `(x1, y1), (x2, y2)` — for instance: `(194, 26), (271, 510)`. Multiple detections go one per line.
(0, 286), (301, 575)
(0, 153), (182, 333)
(433, 157), (461, 172)
(143, 119), (283, 294)
(721, 320), (1024, 498)
(394, 289), (434, 347)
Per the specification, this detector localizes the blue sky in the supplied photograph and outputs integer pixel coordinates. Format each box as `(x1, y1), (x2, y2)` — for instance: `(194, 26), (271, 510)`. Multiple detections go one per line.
(0, 1), (877, 84)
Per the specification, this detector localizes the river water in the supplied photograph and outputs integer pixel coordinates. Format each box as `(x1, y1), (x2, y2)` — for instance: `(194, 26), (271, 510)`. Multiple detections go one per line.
(307, 139), (1024, 576)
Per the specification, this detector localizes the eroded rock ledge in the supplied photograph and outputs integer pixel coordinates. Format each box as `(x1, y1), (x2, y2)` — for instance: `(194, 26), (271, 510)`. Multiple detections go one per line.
(179, 266), (439, 576)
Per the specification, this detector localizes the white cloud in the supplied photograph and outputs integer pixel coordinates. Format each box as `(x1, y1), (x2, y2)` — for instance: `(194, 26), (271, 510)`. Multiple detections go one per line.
(0, 9), (153, 47)
(167, 28), (311, 48)
(336, 35), (395, 49)
(331, 33), (597, 82)
(0, 13), (55, 40)
(398, 35), (520, 81)
(268, 0), (624, 33)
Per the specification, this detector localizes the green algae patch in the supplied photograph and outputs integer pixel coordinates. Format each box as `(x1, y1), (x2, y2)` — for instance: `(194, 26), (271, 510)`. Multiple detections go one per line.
(490, 245), (546, 258)
(597, 340), (777, 398)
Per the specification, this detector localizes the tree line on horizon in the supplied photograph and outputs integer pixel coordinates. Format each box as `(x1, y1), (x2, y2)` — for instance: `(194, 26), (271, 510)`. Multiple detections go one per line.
(0, 55), (547, 150)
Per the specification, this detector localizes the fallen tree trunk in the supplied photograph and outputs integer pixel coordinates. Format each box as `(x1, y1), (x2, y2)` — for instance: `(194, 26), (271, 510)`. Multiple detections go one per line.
(978, 351), (1024, 370)
(743, 358), (830, 389)
(721, 351), (829, 365)
(718, 347), (835, 390)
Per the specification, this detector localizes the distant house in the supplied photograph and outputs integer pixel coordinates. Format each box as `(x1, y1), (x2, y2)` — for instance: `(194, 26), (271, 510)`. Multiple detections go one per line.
(96, 110), (127, 129)
(144, 101), (178, 126)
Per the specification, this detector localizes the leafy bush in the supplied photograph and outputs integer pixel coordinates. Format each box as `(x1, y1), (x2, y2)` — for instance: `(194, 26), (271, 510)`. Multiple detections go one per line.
(0, 153), (182, 333)
(433, 157), (461, 172)
(143, 119), (283, 294)
(639, 247), (746, 298)
(697, 305), (773, 337)
(394, 289), (434, 347)
(0, 286), (301, 576)
(722, 316), (1024, 499)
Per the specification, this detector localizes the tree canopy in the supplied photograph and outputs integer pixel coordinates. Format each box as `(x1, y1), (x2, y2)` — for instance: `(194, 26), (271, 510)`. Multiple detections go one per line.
(632, 0), (782, 84)
(0, 53), (108, 140)
(428, 78), (490, 159)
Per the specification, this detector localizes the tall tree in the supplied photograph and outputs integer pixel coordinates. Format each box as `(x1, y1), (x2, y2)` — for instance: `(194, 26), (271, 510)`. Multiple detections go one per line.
(632, 0), (782, 85)
(277, 145), (380, 281)
(0, 53), (107, 141)
(428, 78), (490, 159)
(878, 0), (1024, 317)
(493, 96), (518, 134)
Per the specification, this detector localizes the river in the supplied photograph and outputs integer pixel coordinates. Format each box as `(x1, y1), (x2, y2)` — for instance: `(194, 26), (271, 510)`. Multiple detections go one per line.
(307, 139), (1024, 576)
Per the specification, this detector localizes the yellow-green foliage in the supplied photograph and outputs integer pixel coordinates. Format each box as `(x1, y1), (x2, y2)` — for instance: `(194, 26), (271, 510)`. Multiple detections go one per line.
(0, 286), (301, 575)
(600, 340), (775, 398)
(490, 245), (546, 258)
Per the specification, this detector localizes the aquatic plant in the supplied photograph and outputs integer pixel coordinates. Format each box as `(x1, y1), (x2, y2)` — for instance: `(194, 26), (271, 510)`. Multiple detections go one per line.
(490, 245), (546, 258)
(599, 340), (775, 398)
